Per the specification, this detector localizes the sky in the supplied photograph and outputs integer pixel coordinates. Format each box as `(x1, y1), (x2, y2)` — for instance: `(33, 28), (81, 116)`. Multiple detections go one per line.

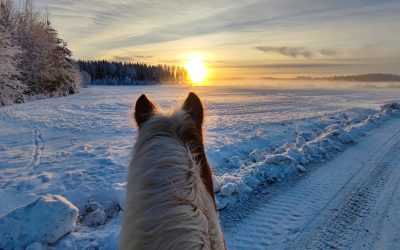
(19, 0), (400, 80)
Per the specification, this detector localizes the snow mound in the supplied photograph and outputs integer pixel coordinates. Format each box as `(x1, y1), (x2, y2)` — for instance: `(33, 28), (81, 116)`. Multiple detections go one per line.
(216, 102), (400, 209)
(0, 195), (79, 249)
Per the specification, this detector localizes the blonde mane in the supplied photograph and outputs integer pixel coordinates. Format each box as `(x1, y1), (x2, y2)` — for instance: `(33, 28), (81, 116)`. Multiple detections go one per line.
(120, 94), (225, 250)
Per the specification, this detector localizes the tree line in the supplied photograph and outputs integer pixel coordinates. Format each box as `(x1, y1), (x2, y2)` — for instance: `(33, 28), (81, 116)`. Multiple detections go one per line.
(0, 0), (80, 106)
(296, 74), (400, 82)
(77, 60), (189, 86)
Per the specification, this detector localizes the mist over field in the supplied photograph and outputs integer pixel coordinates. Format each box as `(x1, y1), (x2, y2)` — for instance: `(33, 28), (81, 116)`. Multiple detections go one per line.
(213, 79), (400, 89)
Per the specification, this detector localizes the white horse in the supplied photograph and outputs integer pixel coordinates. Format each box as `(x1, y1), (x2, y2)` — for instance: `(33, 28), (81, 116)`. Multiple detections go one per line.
(120, 93), (226, 250)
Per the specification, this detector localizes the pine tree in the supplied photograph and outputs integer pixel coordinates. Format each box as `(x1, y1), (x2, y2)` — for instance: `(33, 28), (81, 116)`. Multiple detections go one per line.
(41, 19), (79, 95)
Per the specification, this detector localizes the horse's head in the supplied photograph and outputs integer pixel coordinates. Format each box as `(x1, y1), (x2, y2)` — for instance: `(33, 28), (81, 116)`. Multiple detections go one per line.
(122, 93), (226, 249)
(133, 92), (215, 202)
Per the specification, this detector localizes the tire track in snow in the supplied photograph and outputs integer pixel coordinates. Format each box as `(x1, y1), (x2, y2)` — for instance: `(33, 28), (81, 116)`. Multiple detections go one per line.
(295, 138), (400, 250)
(369, 164), (400, 249)
(301, 161), (392, 249)
(224, 119), (400, 250)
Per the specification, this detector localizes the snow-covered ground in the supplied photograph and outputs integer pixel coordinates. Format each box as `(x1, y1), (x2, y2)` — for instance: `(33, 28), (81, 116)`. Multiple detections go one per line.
(1, 85), (400, 249)
(224, 114), (400, 250)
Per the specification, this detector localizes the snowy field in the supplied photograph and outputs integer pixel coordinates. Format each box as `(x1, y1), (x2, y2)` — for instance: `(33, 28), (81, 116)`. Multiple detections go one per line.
(1, 85), (400, 249)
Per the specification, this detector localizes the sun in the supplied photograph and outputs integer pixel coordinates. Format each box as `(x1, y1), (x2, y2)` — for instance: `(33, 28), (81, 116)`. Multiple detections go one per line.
(185, 55), (207, 84)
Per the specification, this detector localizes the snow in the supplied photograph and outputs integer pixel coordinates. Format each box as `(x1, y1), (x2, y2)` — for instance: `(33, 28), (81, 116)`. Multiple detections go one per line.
(1, 85), (400, 248)
(25, 242), (43, 250)
(112, 182), (127, 211)
(224, 117), (400, 249)
(214, 102), (400, 209)
(0, 195), (78, 249)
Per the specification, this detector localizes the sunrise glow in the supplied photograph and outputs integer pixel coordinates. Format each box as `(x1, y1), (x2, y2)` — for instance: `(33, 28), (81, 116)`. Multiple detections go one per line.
(185, 55), (208, 84)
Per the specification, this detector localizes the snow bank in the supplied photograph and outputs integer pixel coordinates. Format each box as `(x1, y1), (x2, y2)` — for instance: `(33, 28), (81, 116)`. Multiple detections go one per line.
(215, 102), (400, 210)
(106, 103), (400, 212)
(0, 195), (79, 249)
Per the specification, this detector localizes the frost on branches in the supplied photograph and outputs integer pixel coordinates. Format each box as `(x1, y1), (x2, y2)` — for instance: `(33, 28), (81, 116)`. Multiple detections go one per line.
(0, 0), (81, 106)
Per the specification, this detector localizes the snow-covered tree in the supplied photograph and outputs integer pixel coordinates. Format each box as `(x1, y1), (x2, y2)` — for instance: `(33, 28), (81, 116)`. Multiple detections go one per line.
(1, 0), (80, 105)
(0, 28), (20, 84)
(0, 0), (18, 81)
(0, 0), (25, 105)
(38, 20), (80, 95)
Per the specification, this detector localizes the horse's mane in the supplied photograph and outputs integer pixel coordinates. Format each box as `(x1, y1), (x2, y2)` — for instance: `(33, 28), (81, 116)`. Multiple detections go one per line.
(120, 105), (224, 249)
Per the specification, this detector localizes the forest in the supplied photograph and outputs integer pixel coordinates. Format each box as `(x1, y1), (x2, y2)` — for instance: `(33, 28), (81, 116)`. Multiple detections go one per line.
(78, 60), (189, 86)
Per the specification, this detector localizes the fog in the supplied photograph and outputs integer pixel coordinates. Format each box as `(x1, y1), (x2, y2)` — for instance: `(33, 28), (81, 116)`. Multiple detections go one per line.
(208, 79), (400, 90)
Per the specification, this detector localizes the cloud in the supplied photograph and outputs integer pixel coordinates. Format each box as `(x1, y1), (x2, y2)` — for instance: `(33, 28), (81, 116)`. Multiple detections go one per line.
(159, 59), (183, 64)
(112, 55), (153, 62)
(29, 0), (400, 73)
(91, 0), (393, 49)
(218, 63), (361, 69)
(113, 56), (134, 62)
(319, 48), (338, 56)
(255, 46), (342, 58)
(136, 55), (153, 59)
(255, 46), (314, 58)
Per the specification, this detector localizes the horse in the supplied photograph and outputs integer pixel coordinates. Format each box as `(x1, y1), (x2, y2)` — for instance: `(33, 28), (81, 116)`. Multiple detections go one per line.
(120, 92), (226, 250)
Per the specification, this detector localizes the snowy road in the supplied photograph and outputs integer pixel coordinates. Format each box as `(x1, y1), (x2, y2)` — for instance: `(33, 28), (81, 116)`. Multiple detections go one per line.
(224, 117), (400, 250)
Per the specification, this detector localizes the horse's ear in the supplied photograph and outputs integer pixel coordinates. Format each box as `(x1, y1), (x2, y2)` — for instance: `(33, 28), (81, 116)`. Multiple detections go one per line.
(183, 92), (203, 128)
(135, 94), (155, 127)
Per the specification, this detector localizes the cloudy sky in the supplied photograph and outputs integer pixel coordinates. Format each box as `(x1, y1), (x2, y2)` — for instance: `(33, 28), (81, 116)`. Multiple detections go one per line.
(22, 0), (400, 79)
